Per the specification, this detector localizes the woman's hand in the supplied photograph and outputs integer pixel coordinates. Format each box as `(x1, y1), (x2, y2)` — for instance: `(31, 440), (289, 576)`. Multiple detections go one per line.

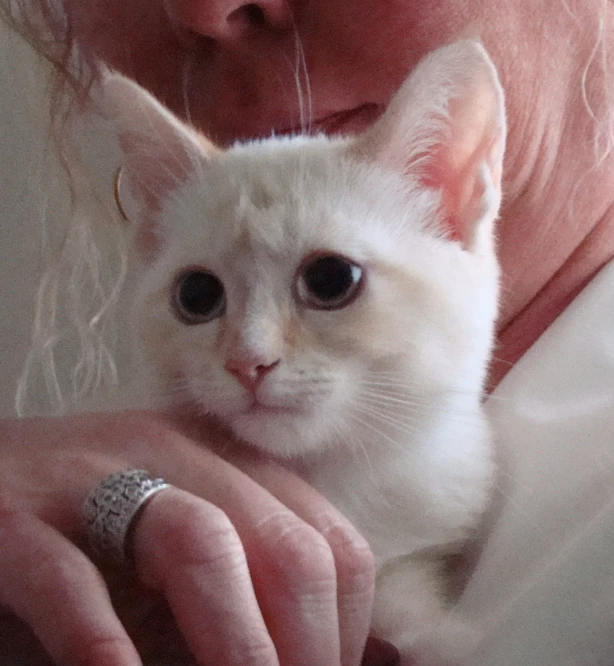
(0, 410), (378, 666)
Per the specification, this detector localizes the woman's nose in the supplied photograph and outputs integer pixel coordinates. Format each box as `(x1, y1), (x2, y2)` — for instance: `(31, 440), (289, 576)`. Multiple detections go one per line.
(164, 0), (293, 41)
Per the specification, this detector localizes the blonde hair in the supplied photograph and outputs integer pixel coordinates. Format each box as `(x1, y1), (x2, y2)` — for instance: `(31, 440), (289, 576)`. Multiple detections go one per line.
(2, 0), (614, 414)
(566, 0), (614, 166)
(2, 2), (124, 415)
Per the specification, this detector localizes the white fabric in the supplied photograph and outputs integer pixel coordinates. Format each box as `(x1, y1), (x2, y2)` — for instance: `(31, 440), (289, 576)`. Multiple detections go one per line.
(457, 260), (614, 665)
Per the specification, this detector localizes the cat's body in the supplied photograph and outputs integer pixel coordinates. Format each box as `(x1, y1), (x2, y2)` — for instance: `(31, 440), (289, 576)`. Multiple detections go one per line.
(103, 40), (506, 663)
(294, 387), (493, 658)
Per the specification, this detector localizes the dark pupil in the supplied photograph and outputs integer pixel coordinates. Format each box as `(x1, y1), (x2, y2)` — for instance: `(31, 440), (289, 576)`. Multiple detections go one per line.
(304, 257), (355, 302)
(178, 272), (223, 316)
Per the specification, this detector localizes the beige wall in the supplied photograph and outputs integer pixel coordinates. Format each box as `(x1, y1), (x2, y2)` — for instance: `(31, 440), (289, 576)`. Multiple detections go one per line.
(0, 23), (53, 415)
(0, 22), (125, 416)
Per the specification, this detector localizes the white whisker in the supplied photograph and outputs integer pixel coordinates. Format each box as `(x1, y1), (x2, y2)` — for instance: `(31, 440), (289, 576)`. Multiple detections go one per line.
(351, 401), (419, 435)
(331, 420), (376, 479)
(359, 389), (426, 408)
(346, 411), (406, 453)
(356, 389), (483, 430)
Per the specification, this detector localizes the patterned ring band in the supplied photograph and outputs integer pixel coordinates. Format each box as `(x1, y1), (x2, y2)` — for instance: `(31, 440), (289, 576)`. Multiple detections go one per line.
(83, 469), (171, 564)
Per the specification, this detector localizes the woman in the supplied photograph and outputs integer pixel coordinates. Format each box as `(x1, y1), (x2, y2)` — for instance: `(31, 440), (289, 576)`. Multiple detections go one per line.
(1, 1), (613, 665)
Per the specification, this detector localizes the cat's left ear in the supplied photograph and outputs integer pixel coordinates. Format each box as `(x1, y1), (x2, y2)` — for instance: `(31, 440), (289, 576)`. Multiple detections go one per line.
(100, 71), (218, 254)
(351, 40), (506, 252)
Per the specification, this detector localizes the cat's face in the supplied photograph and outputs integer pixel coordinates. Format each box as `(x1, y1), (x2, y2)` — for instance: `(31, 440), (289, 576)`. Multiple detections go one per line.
(131, 142), (497, 456)
(106, 41), (506, 458)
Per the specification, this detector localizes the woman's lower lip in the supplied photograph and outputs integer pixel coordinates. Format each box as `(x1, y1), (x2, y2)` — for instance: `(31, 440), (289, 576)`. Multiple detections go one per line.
(278, 103), (383, 137)
(212, 104), (383, 145)
(317, 103), (382, 135)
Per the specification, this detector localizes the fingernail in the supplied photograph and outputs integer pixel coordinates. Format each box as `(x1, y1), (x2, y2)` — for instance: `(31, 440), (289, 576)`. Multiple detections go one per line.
(361, 636), (401, 666)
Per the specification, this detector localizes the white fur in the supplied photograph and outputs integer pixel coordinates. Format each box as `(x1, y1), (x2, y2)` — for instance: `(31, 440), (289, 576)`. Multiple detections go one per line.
(105, 40), (506, 664)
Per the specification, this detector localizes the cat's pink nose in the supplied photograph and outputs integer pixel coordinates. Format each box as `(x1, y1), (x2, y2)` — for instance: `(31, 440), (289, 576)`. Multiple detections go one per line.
(225, 357), (280, 393)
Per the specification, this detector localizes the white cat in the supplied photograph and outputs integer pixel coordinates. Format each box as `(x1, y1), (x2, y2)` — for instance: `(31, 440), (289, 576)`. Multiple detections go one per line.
(103, 39), (505, 664)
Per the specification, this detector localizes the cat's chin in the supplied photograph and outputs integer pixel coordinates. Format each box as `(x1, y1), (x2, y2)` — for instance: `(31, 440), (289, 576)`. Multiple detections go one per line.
(229, 408), (330, 459)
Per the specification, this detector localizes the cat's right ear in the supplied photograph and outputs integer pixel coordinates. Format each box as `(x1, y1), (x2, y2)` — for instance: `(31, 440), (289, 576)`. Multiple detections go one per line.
(350, 40), (506, 254)
(99, 71), (218, 256)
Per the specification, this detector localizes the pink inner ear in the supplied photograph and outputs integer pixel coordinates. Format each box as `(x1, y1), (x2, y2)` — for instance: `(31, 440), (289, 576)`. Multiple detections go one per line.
(119, 131), (193, 213)
(423, 142), (489, 244)
(348, 42), (505, 250)
(419, 89), (503, 246)
(120, 132), (222, 214)
(114, 161), (172, 260)
(118, 130), (219, 261)
(134, 220), (163, 260)
(104, 72), (223, 260)
(117, 136), (195, 262)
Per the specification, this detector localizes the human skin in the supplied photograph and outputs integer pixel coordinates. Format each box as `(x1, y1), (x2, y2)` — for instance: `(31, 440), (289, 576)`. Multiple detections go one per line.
(0, 412), (376, 665)
(2, 1), (614, 665)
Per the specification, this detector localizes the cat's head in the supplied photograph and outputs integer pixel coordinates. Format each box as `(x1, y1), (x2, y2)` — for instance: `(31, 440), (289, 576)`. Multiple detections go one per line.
(104, 40), (506, 458)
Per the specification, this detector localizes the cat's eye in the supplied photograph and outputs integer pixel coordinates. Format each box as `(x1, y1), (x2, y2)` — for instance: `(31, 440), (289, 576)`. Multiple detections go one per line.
(296, 253), (364, 310)
(172, 270), (226, 324)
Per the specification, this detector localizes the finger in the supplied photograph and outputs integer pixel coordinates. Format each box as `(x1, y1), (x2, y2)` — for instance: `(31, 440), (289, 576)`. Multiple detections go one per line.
(0, 510), (140, 666)
(132, 488), (279, 666)
(67, 415), (344, 665)
(220, 453), (376, 666)
(245, 508), (340, 666)
(135, 462), (342, 665)
(168, 416), (374, 665)
(174, 450), (344, 666)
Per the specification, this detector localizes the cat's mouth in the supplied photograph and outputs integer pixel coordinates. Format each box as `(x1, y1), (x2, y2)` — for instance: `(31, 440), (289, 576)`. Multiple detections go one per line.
(278, 103), (383, 137)
(246, 401), (298, 417)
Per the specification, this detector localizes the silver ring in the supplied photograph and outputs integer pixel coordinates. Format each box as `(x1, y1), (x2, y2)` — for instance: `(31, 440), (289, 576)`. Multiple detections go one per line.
(83, 469), (170, 564)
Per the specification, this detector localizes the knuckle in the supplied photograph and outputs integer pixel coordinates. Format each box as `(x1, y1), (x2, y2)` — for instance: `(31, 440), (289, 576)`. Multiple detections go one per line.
(0, 510), (105, 597)
(0, 510), (32, 565)
(155, 496), (245, 573)
(0, 508), (25, 536)
(60, 633), (136, 666)
(258, 513), (336, 591)
(0, 496), (13, 518)
(234, 640), (280, 666)
(30, 548), (98, 596)
(322, 521), (376, 594)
